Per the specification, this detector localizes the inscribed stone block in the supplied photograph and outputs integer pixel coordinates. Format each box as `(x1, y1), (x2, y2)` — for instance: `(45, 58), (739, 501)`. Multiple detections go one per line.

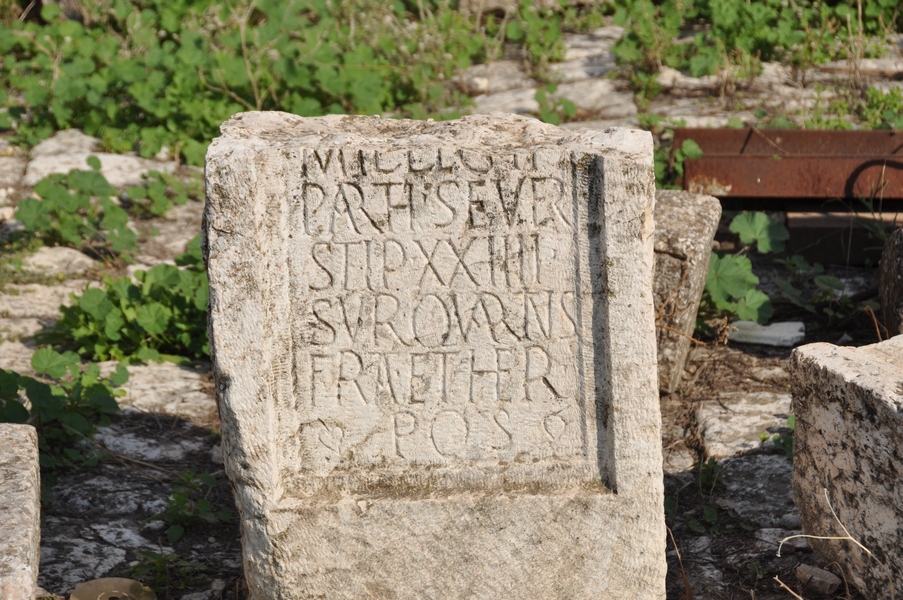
(791, 336), (903, 598)
(653, 190), (720, 393)
(205, 112), (665, 599)
(0, 424), (40, 600)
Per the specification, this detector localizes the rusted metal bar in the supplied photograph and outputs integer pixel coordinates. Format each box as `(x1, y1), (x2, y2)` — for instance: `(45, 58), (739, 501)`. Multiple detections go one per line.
(673, 128), (903, 209)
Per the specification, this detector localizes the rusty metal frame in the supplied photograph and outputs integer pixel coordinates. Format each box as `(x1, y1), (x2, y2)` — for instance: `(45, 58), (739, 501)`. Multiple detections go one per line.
(673, 128), (903, 210)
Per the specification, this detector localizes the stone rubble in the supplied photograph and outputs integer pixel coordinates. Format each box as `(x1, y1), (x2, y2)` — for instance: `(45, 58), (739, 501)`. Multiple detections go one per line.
(879, 228), (903, 336)
(0, 424), (40, 600)
(791, 335), (903, 599)
(653, 190), (721, 393)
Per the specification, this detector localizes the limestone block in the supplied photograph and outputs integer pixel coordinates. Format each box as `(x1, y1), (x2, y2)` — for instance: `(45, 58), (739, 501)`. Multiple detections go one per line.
(206, 112), (665, 599)
(0, 424), (40, 600)
(791, 336), (903, 599)
(879, 228), (903, 335)
(653, 190), (721, 393)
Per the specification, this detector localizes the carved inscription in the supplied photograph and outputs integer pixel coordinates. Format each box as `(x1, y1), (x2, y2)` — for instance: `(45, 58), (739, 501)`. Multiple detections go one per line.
(287, 148), (591, 474)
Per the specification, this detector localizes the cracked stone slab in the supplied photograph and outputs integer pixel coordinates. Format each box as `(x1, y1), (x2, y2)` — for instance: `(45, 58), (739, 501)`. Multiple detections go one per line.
(22, 247), (99, 277)
(697, 391), (792, 459)
(0, 280), (88, 320)
(0, 424), (40, 600)
(791, 336), (903, 599)
(25, 130), (176, 189)
(719, 453), (798, 529)
(100, 361), (216, 428)
(206, 112), (665, 599)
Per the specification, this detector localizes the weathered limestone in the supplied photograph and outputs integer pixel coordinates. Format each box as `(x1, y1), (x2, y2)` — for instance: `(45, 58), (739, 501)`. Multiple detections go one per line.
(879, 228), (903, 336)
(653, 190), (721, 393)
(791, 336), (903, 599)
(0, 424), (40, 600)
(205, 112), (665, 599)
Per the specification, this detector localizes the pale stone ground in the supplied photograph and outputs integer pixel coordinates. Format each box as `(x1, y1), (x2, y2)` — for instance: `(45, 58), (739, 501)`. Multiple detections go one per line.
(0, 25), (898, 600)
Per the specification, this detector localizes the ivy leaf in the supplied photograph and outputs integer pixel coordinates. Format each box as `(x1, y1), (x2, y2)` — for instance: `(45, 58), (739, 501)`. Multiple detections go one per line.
(729, 212), (790, 254)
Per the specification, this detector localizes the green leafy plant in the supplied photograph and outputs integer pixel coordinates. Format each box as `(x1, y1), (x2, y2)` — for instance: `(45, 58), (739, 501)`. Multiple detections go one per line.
(534, 83), (576, 125)
(703, 253), (773, 324)
(129, 550), (209, 595)
(15, 160), (137, 258)
(729, 211), (790, 254)
(125, 170), (199, 218)
(153, 471), (232, 543)
(49, 236), (208, 363)
(0, 348), (127, 469)
(0, 0), (492, 164)
(497, 0), (566, 73)
(760, 415), (795, 459)
(775, 254), (857, 326)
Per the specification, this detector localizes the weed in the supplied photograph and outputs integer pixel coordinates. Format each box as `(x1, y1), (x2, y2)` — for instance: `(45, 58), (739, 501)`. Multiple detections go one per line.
(152, 471), (232, 543)
(15, 159), (136, 260)
(129, 550), (209, 595)
(534, 83), (576, 125)
(47, 236), (208, 363)
(0, 348), (127, 470)
(760, 415), (795, 459)
(125, 170), (201, 219)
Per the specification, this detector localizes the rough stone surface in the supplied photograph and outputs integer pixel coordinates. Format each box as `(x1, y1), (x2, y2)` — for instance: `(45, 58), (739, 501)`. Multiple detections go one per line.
(24, 130), (176, 188)
(720, 453), (798, 529)
(206, 112), (665, 599)
(653, 190), (720, 393)
(0, 155), (27, 204)
(108, 362), (217, 428)
(879, 228), (903, 335)
(697, 391), (792, 459)
(22, 246), (98, 276)
(791, 336), (903, 599)
(0, 424), (40, 600)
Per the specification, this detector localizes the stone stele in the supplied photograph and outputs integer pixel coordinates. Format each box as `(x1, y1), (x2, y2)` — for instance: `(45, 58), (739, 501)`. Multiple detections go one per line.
(791, 335), (903, 599)
(205, 112), (666, 599)
(0, 424), (40, 600)
(653, 190), (720, 393)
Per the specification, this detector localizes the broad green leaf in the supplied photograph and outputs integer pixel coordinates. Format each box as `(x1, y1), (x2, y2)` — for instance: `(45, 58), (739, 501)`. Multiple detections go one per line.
(32, 348), (78, 379)
(79, 289), (114, 320)
(0, 398), (29, 424)
(136, 303), (172, 336)
(59, 411), (92, 436)
(109, 363), (129, 387)
(735, 289), (773, 324)
(729, 212), (790, 254)
(705, 253), (759, 305)
(0, 370), (19, 399)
